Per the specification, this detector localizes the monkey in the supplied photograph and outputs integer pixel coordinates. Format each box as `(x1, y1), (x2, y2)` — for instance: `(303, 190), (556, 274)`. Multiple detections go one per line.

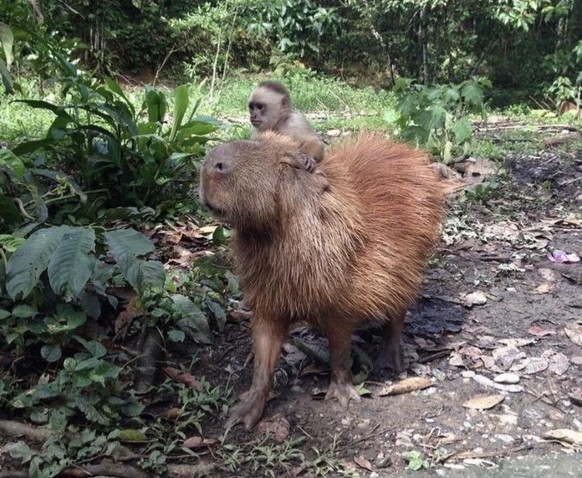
(199, 132), (444, 430)
(248, 80), (326, 172)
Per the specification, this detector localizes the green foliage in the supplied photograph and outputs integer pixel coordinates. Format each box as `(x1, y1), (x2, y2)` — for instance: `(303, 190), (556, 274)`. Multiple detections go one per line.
(403, 450), (430, 471)
(385, 77), (490, 161)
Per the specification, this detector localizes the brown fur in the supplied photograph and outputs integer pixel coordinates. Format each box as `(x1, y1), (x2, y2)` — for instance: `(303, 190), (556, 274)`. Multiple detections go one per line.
(199, 132), (445, 429)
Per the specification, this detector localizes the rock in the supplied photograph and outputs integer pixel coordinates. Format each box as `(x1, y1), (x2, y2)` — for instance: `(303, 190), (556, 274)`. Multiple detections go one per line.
(494, 373), (520, 384)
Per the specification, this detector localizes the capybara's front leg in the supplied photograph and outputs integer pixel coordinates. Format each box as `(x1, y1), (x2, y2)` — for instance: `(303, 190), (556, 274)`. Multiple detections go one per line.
(325, 327), (361, 407)
(227, 315), (288, 430)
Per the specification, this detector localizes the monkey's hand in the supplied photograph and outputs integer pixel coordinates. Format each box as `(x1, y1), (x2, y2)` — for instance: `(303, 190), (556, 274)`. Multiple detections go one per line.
(281, 152), (317, 173)
(298, 153), (317, 173)
(226, 391), (267, 431)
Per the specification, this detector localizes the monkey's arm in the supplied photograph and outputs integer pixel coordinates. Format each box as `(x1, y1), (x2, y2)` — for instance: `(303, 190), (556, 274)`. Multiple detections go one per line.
(281, 152), (330, 191)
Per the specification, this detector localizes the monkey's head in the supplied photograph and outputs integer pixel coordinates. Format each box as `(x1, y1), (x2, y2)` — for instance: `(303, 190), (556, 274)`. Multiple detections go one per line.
(200, 133), (317, 232)
(248, 81), (291, 131)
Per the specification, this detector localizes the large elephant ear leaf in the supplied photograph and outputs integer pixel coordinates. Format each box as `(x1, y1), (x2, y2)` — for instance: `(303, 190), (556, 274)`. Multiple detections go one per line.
(6, 226), (73, 300)
(48, 228), (96, 302)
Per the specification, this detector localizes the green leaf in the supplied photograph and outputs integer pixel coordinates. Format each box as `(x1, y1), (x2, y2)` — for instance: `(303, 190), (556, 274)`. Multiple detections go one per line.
(4, 441), (33, 462)
(451, 117), (473, 144)
(48, 228), (96, 301)
(0, 234), (26, 252)
(15, 99), (73, 120)
(41, 344), (62, 362)
(0, 149), (25, 178)
(170, 84), (190, 141)
(461, 81), (484, 106)
(6, 226), (73, 300)
(105, 229), (155, 257)
(0, 22), (15, 67)
(172, 294), (213, 344)
(144, 86), (167, 123)
(12, 304), (37, 318)
(168, 329), (186, 342)
(0, 309), (9, 320)
(0, 58), (14, 93)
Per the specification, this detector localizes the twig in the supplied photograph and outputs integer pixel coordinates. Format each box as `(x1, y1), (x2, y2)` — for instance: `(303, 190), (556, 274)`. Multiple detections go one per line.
(443, 444), (533, 462)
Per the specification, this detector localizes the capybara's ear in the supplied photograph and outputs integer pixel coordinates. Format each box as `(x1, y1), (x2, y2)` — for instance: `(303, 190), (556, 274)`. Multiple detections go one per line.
(280, 152), (309, 170)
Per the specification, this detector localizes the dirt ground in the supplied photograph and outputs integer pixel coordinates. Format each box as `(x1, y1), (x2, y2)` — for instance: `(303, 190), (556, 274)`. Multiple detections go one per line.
(191, 135), (582, 476)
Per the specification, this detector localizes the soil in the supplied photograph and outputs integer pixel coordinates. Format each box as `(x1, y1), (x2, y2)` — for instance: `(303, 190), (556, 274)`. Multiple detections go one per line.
(190, 135), (582, 476)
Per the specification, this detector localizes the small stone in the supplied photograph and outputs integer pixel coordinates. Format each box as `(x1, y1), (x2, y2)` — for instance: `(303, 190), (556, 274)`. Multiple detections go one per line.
(327, 129), (341, 137)
(494, 373), (520, 384)
(496, 434), (515, 443)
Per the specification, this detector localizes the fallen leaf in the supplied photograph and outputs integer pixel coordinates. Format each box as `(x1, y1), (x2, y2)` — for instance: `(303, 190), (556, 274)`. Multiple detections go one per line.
(548, 352), (569, 375)
(498, 338), (536, 347)
(492, 346), (525, 370)
(519, 357), (549, 374)
(463, 394), (505, 410)
(533, 283), (554, 294)
(543, 429), (582, 447)
(548, 250), (580, 263)
(377, 377), (433, 396)
(565, 324), (582, 346)
(163, 367), (204, 392)
(183, 436), (219, 449)
(527, 326), (556, 337)
(449, 352), (465, 367)
(160, 407), (182, 419)
(571, 357), (582, 366)
(114, 294), (142, 336)
(569, 388), (582, 406)
(354, 455), (373, 472)
(255, 413), (290, 443)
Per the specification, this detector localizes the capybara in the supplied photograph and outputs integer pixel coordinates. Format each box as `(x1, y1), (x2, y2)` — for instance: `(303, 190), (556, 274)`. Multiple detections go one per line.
(199, 132), (445, 430)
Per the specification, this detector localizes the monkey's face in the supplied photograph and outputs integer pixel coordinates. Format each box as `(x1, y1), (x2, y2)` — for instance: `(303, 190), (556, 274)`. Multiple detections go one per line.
(200, 140), (282, 230)
(248, 87), (288, 131)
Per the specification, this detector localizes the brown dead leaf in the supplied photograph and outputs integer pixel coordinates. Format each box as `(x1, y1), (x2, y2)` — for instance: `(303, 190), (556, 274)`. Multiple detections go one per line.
(543, 429), (582, 447)
(114, 294), (142, 337)
(565, 324), (582, 347)
(183, 436), (219, 449)
(462, 291), (488, 307)
(532, 282), (555, 294)
(483, 221), (519, 242)
(527, 326), (556, 337)
(255, 413), (290, 443)
(462, 394), (505, 410)
(300, 362), (330, 376)
(354, 455), (373, 472)
(377, 377), (433, 396)
(465, 158), (497, 185)
(163, 367), (204, 392)
(449, 352), (465, 367)
(160, 407), (182, 419)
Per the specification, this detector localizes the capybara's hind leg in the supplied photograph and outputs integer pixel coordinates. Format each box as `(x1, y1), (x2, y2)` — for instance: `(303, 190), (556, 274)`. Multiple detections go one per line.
(325, 327), (361, 407)
(373, 314), (404, 374)
(227, 314), (289, 430)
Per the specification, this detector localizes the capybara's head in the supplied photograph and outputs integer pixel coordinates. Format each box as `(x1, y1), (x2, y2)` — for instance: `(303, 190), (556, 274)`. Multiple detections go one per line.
(199, 133), (311, 231)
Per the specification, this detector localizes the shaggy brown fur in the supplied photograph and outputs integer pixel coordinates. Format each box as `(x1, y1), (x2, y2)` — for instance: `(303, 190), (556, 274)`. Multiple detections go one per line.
(199, 132), (445, 430)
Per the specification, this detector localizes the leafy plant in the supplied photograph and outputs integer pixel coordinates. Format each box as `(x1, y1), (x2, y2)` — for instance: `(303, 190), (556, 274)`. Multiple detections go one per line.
(385, 77), (491, 162)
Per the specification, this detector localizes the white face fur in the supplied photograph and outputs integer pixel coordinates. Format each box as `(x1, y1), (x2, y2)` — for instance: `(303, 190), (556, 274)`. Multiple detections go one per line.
(248, 87), (288, 131)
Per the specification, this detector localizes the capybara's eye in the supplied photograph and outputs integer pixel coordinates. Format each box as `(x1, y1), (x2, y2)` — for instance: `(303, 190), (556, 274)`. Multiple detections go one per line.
(215, 162), (224, 172)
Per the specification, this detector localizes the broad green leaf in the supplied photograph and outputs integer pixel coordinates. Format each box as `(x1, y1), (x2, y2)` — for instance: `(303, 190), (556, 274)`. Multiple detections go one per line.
(136, 260), (165, 295)
(105, 77), (135, 116)
(0, 309), (9, 320)
(451, 117), (473, 144)
(168, 329), (185, 342)
(4, 441), (33, 461)
(15, 100), (72, 119)
(144, 86), (167, 123)
(12, 304), (37, 318)
(461, 81), (484, 106)
(0, 22), (14, 67)
(170, 84), (190, 141)
(41, 344), (62, 362)
(0, 149), (25, 178)
(0, 58), (13, 93)
(6, 226), (73, 300)
(47, 228), (96, 301)
(105, 229), (155, 258)
(172, 294), (213, 344)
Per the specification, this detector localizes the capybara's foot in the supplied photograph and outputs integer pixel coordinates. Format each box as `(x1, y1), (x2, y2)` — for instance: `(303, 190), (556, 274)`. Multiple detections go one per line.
(226, 394), (266, 430)
(372, 349), (402, 376)
(325, 379), (361, 408)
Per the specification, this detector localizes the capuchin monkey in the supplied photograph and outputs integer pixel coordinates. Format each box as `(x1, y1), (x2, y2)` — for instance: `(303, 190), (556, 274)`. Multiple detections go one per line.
(248, 81), (326, 172)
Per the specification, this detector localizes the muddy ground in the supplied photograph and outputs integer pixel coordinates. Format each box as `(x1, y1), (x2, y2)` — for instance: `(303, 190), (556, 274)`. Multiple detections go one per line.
(191, 132), (582, 477)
